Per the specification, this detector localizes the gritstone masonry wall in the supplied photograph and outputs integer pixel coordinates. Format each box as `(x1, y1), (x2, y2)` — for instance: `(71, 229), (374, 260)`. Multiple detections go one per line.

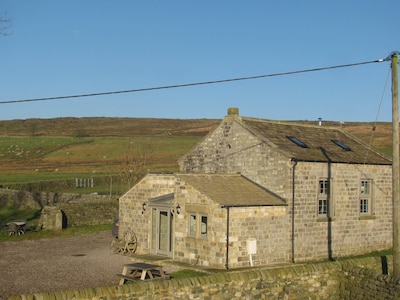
(9, 256), (399, 300)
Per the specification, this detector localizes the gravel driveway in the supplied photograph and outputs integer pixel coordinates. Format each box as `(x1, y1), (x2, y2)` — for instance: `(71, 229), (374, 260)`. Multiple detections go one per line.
(0, 231), (133, 299)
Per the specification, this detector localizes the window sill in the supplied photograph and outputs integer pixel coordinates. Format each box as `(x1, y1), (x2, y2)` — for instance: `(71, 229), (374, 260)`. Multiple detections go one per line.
(187, 235), (208, 240)
(359, 215), (376, 220)
(316, 216), (335, 222)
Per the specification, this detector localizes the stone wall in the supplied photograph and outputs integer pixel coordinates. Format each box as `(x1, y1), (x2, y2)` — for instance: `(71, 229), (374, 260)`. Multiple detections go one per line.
(292, 161), (392, 262)
(178, 117), (293, 200)
(60, 198), (118, 226)
(173, 180), (292, 268)
(38, 206), (65, 230)
(120, 174), (292, 269)
(341, 264), (400, 299)
(0, 189), (118, 227)
(174, 180), (229, 268)
(119, 175), (176, 253)
(10, 256), (399, 300)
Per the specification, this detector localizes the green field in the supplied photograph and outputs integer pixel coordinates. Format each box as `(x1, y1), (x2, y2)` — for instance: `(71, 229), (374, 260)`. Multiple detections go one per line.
(0, 135), (203, 194)
(0, 117), (221, 194)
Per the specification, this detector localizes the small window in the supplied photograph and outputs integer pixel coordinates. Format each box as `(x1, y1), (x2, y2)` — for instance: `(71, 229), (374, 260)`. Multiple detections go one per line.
(189, 213), (208, 239)
(286, 136), (308, 148)
(200, 215), (208, 238)
(318, 199), (328, 215)
(360, 199), (369, 213)
(332, 140), (352, 151)
(319, 180), (329, 195)
(189, 214), (197, 237)
(360, 180), (372, 214)
(317, 179), (329, 215)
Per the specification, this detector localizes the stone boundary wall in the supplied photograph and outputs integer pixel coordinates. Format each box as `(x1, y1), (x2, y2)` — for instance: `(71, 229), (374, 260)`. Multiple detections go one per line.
(10, 257), (400, 300)
(341, 265), (400, 299)
(55, 199), (118, 226)
(0, 189), (118, 226)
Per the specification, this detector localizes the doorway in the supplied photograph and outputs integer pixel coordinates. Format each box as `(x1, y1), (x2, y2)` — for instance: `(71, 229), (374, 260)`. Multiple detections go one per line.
(151, 207), (174, 256)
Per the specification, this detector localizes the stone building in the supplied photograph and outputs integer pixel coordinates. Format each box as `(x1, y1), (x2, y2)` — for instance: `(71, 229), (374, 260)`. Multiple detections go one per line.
(119, 108), (392, 269)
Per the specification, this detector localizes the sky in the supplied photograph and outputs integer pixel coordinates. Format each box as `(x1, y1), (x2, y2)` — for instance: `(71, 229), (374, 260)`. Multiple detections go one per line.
(1, 1), (399, 122)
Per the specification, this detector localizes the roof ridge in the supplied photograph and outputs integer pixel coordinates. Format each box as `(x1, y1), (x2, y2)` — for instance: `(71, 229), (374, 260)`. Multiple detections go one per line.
(178, 173), (240, 177)
(240, 116), (344, 130)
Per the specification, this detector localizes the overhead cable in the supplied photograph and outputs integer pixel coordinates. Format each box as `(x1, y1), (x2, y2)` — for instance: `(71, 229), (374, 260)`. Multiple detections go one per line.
(0, 58), (385, 105)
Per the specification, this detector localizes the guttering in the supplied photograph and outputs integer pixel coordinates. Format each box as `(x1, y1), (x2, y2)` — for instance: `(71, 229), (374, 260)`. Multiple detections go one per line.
(291, 159), (298, 263)
(225, 206), (230, 269)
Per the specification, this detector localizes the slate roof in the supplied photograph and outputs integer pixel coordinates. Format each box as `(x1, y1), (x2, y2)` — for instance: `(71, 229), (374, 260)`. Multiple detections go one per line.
(240, 117), (391, 165)
(178, 173), (286, 207)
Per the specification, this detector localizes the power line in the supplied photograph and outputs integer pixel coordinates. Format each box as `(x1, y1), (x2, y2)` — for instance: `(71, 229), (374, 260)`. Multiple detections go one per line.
(0, 58), (385, 105)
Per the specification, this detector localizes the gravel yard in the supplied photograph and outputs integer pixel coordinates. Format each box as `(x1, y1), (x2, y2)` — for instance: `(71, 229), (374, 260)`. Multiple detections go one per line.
(0, 231), (134, 299)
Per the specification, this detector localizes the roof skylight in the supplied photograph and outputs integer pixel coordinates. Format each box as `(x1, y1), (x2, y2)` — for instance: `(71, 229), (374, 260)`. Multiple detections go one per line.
(286, 136), (308, 148)
(331, 140), (352, 151)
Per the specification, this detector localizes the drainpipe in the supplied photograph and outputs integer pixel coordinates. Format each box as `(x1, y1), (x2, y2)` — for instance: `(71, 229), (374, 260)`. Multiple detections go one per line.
(225, 206), (230, 269)
(291, 159), (297, 263)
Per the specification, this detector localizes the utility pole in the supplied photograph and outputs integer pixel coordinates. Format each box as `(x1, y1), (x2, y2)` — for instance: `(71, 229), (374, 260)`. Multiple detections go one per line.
(392, 51), (400, 277)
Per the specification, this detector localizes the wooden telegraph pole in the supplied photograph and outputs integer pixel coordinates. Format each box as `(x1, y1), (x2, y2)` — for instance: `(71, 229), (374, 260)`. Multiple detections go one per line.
(392, 51), (400, 277)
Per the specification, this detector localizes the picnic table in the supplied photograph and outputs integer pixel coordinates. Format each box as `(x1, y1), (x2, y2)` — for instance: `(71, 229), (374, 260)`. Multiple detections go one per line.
(117, 262), (170, 285)
(7, 221), (26, 236)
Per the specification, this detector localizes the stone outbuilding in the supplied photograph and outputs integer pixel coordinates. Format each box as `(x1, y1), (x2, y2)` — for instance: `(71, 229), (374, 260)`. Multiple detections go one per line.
(119, 108), (392, 269)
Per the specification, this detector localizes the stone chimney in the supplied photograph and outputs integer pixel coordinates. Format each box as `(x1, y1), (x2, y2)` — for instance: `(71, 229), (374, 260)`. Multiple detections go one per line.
(227, 107), (239, 116)
(225, 107), (240, 121)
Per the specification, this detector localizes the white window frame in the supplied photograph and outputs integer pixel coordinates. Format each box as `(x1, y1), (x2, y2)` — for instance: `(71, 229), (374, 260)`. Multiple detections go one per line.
(188, 213), (208, 239)
(200, 215), (208, 238)
(360, 179), (373, 215)
(317, 179), (329, 216)
(189, 214), (197, 237)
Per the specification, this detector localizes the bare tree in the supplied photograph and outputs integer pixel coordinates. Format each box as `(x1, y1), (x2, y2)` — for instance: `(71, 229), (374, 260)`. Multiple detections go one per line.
(0, 12), (12, 36)
(120, 144), (152, 189)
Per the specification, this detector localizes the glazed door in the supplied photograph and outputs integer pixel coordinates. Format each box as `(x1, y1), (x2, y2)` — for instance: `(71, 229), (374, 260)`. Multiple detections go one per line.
(151, 207), (173, 256)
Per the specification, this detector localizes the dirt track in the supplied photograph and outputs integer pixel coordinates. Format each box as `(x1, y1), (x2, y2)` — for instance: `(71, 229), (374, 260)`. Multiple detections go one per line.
(0, 231), (133, 299)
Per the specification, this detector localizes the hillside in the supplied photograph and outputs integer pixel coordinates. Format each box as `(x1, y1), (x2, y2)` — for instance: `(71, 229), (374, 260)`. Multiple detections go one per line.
(0, 117), (220, 137)
(0, 118), (221, 194)
(0, 117), (393, 195)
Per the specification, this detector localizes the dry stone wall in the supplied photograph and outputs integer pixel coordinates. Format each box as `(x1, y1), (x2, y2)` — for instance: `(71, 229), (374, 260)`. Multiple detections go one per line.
(341, 264), (400, 299)
(10, 256), (399, 300)
(0, 189), (118, 227)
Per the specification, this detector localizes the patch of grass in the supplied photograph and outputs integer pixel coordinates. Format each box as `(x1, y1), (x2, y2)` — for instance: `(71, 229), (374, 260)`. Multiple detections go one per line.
(170, 269), (208, 279)
(308, 249), (394, 265)
(336, 249), (393, 261)
(0, 136), (93, 160)
(0, 135), (202, 194)
(0, 205), (112, 242)
(0, 205), (41, 228)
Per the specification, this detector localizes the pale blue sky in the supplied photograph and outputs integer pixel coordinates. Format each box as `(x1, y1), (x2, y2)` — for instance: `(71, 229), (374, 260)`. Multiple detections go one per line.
(1, 1), (399, 122)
